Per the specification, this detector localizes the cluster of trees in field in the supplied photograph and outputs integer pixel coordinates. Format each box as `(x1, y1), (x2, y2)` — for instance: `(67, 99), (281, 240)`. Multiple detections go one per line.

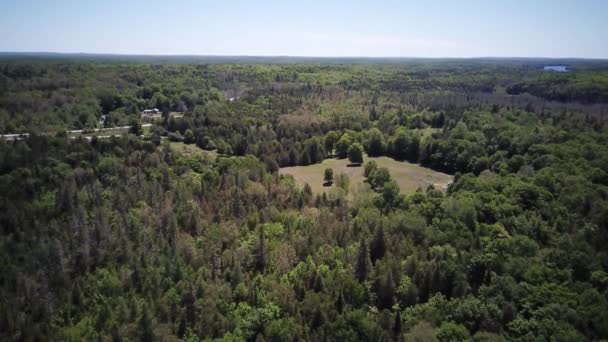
(1, 59), (608, 341)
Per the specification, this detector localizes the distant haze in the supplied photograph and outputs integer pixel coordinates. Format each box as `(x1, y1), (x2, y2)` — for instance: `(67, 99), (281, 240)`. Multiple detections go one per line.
(1, 0), (607, 58)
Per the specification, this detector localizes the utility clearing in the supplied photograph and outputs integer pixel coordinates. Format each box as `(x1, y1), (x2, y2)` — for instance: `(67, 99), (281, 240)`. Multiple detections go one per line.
(280, 155), (453, 195)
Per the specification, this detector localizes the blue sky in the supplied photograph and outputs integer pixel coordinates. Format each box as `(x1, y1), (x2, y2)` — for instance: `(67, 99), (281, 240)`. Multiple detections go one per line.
(1, 0), (607, 58)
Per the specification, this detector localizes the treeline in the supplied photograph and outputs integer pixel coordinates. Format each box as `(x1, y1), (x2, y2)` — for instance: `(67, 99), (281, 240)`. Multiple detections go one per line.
(506, 71), (608, 104)
(2, 61), (608, 135)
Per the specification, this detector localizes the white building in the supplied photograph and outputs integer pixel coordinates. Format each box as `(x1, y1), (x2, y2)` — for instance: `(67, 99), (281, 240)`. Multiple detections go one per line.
(142, 108), (160, 116)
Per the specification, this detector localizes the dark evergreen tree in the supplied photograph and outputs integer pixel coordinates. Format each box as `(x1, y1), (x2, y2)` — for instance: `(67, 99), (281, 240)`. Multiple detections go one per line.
(356, 238), (371, 282)
(255, 225), (267, 273)
(393, 310), (402, 337)
(370, 226), (386, 263)
(139, 305), (155, 342)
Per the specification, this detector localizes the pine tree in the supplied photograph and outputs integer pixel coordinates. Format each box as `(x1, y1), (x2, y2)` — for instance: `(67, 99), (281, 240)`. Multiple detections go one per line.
(56, 177), (76, 212)
(377, 270), (395, 309)
(177, 315), (187, 338)
(323, 168), (334, 185)
(311, 307), (325, 329)
(168, 215), (178, 249)
(110, 323), (122, 342)
(139, 304), (155, 342)
(370, 226), (386, 264)
(186, 210), (200, 236)
(71, 283), (84, 314)
(336, 290), (344, 314)
(230, 258), (242, 289)
(393, 310), (402, 337)
(356, 238), (371, 282)
(255, 226), (266, 273)
(313, 272), (324, 292)
(231, 190), (243, 218)
(181, 287), (197, 324)
(95, 303), (110, 331)
(369, 106), (378, 121)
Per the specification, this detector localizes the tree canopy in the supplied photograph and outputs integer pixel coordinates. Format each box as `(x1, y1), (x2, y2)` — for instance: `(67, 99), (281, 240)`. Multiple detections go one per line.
(1, 58), (608, 341)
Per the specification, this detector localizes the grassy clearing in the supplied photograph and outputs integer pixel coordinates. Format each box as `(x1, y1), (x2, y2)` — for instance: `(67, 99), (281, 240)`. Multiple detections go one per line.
(279, 155), (453, 195)
(168, 141), (217, 159)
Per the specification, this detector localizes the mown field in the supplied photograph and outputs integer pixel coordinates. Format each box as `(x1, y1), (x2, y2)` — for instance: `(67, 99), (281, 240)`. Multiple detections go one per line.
(279, 155), (453, 194)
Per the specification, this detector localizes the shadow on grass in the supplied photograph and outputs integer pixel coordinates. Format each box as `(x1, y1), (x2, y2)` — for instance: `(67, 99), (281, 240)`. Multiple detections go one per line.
(346, 163), (362, 167)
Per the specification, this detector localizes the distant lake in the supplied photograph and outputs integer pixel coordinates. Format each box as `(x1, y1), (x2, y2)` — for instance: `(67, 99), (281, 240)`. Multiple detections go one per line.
(544, 65), (568, 72)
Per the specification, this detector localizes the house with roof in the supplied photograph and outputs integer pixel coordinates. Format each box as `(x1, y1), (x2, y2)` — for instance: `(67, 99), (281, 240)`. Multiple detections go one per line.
(142, 108), (160, 116)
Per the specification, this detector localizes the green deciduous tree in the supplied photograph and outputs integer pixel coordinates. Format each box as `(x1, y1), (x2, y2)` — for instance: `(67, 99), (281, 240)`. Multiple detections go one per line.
(335, 172), (350, 193)
(368, 167), (391, 190)
(382, 180), (400, 208)
(183, 129), (195, 144)
(348, 143), (364, 165)
(335, 133), (353, 159)
(324, 131), (339, 156)
(436, 322), (470, 342)
(367, 128), (385, 157)
(364, 160), (378, 178)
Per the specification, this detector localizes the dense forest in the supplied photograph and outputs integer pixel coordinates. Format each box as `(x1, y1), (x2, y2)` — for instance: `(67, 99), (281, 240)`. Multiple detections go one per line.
(1, 56), (608, 341)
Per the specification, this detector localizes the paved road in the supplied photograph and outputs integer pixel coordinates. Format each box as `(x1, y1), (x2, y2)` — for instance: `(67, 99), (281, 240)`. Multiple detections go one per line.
(1, 124), (152, 141)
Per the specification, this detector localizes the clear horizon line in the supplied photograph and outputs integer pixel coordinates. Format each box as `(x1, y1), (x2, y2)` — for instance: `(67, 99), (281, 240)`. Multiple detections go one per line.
(0, 51), (607, 60)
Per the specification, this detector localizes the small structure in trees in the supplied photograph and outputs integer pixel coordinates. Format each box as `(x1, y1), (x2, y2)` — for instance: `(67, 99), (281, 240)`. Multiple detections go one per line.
(142, 108), (160, 116)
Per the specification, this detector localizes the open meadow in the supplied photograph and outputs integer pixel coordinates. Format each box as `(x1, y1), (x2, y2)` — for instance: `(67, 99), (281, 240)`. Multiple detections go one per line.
(280, 154), (453, 194)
